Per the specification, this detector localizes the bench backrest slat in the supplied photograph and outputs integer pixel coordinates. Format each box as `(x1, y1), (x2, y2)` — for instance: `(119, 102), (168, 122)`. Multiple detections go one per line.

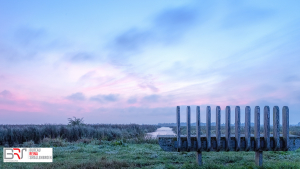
(206, 106), (211, 151)
(273, 106), (280, 150)
(245, 106), (251, 151)
(216, 106), (221, 152)
(282, 106), (289, 151)
(225, 106), (231, 151)
(255, 106), (260, 151)
(196, 106), (201, 152)
(176, 106), (181, 152)
(264, 106), (270, 151)
(235, 106), (240, 151)
(186, 106), (191, 151)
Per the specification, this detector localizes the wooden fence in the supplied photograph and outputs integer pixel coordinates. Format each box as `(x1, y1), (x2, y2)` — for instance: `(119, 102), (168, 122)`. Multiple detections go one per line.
(158, 106), (300, 166)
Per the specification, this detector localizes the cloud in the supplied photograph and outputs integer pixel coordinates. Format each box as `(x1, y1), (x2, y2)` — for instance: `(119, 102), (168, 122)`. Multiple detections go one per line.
(284, 75), (300, 83)
(0, 90), (13, 99)
(127, 96), (137, 104)
(70, 52), (94, 62)
(0, 26), (69, 63)
(142, 94), (160, 103)
(79, 70), (97, 81)
(154, 6), (198, 34)
(87, 106), (176, 124)
(90, 94), (119, 103)
(138, 83), (159, 92)
(108, 6), (199, 61)
(66, 92), (86, 101)
(221, 4), (275, 29)
(138, 74), (159, 92)
(14, 27), (46, 46)
(0, 75), (6, 80)
(112, 29), (154, 53)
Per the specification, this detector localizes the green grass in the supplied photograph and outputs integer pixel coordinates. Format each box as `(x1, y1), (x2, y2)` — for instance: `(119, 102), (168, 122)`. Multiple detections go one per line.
(1, 139), (300, 169)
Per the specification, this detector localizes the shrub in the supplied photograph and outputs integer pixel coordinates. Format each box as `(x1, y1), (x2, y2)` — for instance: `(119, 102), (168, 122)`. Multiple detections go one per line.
(68, 117), (84, 126)
(40, 137), (68, 147)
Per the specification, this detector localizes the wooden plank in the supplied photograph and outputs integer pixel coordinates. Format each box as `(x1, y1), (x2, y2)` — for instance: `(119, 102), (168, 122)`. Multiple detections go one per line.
(254, 106), (260, 151)
(187, 106), (191, 152)
(255, 151), (263, 166)
(196, 151), (202, 165)
(282, 106), (289, 151)
(196, 106), (201, 152)
(245, 106), (251, 151)
(225, 106), (231, 151)
(273, 106), (280, 150)
(158, 134), (300, 152)
(264, 106), (270, 151)
(176, 106), (181, 152)
(235, 106), (240, 151)
(216, 106), (221, 152)
(206, 106), (211, 152)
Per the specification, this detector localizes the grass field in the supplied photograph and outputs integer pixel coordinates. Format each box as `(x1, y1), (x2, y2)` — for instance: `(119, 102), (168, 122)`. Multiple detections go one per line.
(1, 124), (300, 169)
(1, 138), (300, 169)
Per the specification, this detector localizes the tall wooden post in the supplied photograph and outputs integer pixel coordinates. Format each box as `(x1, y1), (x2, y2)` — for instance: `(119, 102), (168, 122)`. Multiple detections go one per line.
(282, 106), (289, 151)
(255, 106), (262, 166)
(206, 106), (211, 152)
(176, 106), (181, 152)
(264, 106), (270, 151)
(235, 106), (240, 151)
(196, 106), (202, 165)
(245, 106), (251, 151)
(273, 106), (280, 150)
(187, 106), (191, 152)
(225, 106), (231, 151)
(216, 106), (221, 152)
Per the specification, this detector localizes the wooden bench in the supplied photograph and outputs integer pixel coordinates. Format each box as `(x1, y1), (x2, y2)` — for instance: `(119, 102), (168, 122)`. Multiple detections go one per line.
(158, 106), (300, 166)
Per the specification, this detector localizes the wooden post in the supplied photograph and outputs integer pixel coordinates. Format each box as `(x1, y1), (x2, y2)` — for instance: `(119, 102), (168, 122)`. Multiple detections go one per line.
(235, 106), (240, 151)
(254, 106), (260, 151)
(206, 106), (211, 152)
(255, 106), (262, 166)
(264, 106), (270, 151)
(196, 106), (202, 165)
(187, 106), (191, 152)
(196, 151), (202, 166)
(282, 106), (289, 151)
(216, 106), (221, 152)
(245, 106), (251, 151)
(176, 106), (181, 152)
(225, 106), (231, 151)
(255, 151), (263, 166)
(196, 106), (201, 152)
(273, 106), (280, 150)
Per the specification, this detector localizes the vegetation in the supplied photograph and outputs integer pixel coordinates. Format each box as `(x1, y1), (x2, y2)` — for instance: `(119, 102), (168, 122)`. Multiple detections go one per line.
(1, 138), (299, 169)
(68, 117), (85, 126)
(0, 123), (158, 146)
(0, 122), (299, 168)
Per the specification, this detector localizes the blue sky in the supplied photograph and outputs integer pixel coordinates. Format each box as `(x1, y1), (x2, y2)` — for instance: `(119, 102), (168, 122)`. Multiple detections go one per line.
(0, 0), (300, 124)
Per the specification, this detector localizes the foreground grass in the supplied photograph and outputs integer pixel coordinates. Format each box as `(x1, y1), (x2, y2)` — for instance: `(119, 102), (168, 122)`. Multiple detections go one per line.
(1, 139), (300, 169)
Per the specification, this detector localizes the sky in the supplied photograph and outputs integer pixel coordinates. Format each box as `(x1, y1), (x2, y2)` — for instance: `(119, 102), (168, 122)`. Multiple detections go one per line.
(0, 0), (300, 125)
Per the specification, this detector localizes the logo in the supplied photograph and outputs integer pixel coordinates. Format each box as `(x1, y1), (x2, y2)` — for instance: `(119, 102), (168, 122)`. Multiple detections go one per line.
(3, 148), (53, 162)
(4, 148), (27, 159)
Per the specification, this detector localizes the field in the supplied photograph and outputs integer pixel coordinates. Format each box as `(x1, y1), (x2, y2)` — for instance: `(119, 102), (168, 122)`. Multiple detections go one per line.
(0, 124), (300, 169)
